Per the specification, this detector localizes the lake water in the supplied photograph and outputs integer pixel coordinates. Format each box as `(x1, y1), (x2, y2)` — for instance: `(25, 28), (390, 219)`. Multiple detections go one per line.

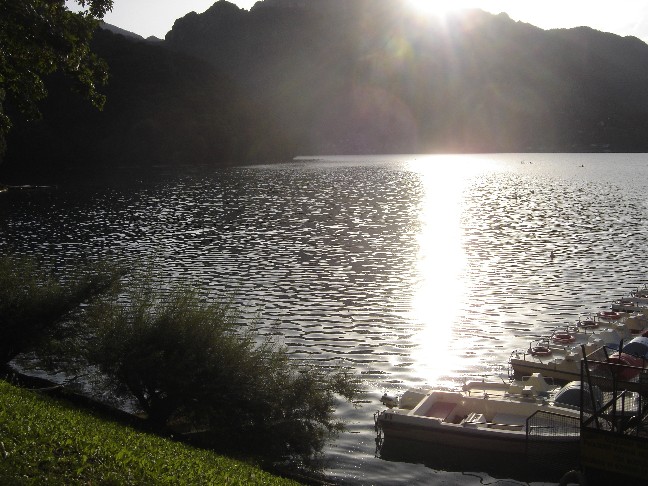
(2, 153), (648, 485)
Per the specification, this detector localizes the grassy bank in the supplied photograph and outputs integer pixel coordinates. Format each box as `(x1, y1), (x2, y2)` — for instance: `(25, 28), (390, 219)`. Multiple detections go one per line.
(0, 380), (300, 485)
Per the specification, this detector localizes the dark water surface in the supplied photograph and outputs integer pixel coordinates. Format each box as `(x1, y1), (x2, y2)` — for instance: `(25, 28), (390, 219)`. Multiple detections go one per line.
(2, 153), (648, 485)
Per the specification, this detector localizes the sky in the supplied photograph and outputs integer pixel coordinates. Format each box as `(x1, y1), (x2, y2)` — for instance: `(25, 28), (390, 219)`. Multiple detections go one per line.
(67, 0), (648, 43)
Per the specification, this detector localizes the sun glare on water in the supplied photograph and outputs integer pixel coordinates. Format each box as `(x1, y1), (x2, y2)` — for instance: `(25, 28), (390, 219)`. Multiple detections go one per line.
(404, 155), (495, 385)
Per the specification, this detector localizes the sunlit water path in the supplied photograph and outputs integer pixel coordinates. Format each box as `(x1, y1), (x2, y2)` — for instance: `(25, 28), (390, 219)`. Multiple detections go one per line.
(2, 153), (647, 484)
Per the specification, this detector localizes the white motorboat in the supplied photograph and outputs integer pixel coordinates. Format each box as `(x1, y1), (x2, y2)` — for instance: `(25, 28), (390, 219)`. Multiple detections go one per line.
(375, 374), (591, 455)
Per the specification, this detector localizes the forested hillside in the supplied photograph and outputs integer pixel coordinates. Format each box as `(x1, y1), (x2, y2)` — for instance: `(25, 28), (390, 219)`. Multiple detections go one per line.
(1, 28), (293, 183)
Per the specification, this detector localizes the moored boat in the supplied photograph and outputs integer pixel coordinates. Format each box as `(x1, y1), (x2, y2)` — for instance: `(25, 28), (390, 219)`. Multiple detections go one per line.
(630, 285), (648, 299)
(375, 374), (589, 455)
(509, 313), (648, 383)
(611, 296), (648, 313)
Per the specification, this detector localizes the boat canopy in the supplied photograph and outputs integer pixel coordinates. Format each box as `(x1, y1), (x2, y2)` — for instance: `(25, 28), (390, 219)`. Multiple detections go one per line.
(622, 336), (648, 359)
(554, 382), (603, 411)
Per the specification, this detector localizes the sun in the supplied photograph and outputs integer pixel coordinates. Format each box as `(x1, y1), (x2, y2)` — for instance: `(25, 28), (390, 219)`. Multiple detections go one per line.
(406, 0), (479, 18)
(407, 0), (461, 16)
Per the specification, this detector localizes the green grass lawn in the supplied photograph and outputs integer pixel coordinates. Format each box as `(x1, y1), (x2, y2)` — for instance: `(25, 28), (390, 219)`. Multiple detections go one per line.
(0, 380), (301, 485)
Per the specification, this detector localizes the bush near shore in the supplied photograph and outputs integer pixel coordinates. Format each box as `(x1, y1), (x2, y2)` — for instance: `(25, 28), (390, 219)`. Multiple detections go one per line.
(0, 255), (122, 365)
(0, 254), (361, 475)
(0, 379), (300, 485)
(80, 281), (359, 464)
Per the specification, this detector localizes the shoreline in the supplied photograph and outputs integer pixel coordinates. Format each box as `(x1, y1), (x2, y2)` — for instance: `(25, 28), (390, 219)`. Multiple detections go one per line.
(2, 365), (332, 486)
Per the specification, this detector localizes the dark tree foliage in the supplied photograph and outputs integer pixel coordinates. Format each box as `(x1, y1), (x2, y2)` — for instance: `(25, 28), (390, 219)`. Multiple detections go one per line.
(0, 0), (112, 158)
(0, 255), (121, 366)
(83, 282), (360, 462)
(1, 28), (295, 183)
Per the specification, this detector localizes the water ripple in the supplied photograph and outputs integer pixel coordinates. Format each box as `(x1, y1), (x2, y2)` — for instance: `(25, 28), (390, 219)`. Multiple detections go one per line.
(2, 154), (648, 484)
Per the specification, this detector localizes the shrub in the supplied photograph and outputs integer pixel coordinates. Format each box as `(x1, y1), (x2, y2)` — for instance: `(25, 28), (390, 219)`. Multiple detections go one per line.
(83, 281), (361, 462)
(0, 254), (122, 366)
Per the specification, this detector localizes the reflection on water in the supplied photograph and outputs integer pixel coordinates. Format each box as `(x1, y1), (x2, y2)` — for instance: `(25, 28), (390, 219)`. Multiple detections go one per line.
(408, 156), (491, 384)
(1, 153), (648, 484)
(377, 436), (571, 483)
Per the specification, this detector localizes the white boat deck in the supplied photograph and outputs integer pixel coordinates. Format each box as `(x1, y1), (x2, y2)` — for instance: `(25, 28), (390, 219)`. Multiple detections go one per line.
(376, 375), (582, 453)
(509, 312), (648, 382)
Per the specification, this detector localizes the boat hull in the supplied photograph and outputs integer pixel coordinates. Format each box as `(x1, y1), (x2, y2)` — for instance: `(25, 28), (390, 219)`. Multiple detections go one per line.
(510, 356), (648, 393)
(377, 412), (579, 455)
(509, 357), (581, 383)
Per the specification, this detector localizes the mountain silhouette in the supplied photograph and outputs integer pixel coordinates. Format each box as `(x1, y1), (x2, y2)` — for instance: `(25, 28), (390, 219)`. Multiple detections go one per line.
(166, 0), (648, 154)
(100, 22), (145, 41)
(3, 0), (648, 182)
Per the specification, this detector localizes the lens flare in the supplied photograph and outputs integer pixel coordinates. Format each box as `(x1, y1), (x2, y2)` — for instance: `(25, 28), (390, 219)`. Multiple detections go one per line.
(406, 0), (472, 17)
